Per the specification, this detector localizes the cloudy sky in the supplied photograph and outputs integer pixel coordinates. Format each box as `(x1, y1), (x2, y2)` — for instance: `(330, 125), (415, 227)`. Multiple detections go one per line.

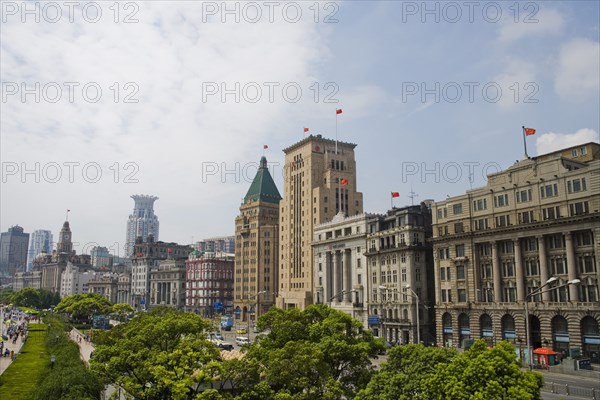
(1, 1), (599, 257)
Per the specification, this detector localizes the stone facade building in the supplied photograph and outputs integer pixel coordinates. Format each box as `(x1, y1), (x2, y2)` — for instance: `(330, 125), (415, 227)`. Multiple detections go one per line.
(234, 156), (281, 322)
(432, 142), (600, 364)
(130, 235), (192, 309)
(365, 203), (435, 344)
(149, 259), (186, 310)
(313, 213), (373, 327)
(278, 135), (364, 310)
(185, 251), (234, 317)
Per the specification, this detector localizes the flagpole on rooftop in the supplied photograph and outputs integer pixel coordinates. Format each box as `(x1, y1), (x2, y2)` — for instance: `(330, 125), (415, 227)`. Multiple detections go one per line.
(522, 126), (528, 159)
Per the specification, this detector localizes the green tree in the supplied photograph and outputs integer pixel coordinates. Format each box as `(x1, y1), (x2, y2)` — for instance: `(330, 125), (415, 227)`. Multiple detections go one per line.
(425, 340), (543, 400)
(38, 289), (61, 309)
(356, 344), (457, 400)
(90, 307), (221, 400)
(0, 288), (15, 304)
(111, 303), (134, 321)
(11, 287), (41, 308)
(55, 293), (112, 323)
(237, 304), (384, 399)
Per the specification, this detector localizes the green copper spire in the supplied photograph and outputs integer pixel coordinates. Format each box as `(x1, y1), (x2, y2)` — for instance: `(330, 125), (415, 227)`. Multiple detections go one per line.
(244, 156), (282, 204)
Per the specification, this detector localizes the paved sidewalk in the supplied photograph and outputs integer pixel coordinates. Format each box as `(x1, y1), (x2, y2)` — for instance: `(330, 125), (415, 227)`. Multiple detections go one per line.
(0, 337), (25, 375)
(69, 329), (94, 364)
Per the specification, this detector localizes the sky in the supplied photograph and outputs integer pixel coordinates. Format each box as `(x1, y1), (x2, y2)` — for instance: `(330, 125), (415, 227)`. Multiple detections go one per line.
(1, 0), (599, 257)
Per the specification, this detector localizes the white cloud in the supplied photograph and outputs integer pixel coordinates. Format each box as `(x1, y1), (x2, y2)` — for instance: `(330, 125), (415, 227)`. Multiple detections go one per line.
(497, 8), (564, 43)
(535, 128), (599, 155)
(555, 38), (600, 100)
(0, 2), (331, 247)
(491, 58), (538, 110)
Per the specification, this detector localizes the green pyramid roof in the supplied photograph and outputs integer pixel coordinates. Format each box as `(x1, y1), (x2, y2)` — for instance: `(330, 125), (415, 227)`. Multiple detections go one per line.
(244, 156), (282, 204)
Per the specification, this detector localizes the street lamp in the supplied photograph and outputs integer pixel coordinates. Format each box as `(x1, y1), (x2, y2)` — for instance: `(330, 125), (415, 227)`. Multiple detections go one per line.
(524, 277), (580, 370)
(404, 284), (420, 344)
(329, 289), (357, 303)
(247, 291), (266, 340)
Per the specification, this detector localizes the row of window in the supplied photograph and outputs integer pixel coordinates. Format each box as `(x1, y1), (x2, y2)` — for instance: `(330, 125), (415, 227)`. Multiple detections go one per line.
(437, 178), (588, 219)
(439, 283), (598, 303)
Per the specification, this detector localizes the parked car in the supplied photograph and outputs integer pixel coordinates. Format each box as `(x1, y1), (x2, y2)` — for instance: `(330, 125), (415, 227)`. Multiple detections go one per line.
(236, 337), (250, 346)
(236, 328), (247, 334)
(211, 332), (224, 341)
(218, 342), (234, 351)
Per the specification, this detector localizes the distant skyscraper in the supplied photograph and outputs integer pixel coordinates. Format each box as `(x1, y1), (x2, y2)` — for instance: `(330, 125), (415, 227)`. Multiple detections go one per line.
(0, 225), (30, 277)
(125, 195), (160, 257)
(26, 230), (53, 271)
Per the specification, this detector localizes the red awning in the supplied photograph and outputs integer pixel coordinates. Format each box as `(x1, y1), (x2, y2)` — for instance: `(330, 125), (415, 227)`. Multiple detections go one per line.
(533, 347), (558, 355)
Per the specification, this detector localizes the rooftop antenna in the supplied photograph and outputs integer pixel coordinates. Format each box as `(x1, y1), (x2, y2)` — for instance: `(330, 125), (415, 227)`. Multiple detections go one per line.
(408, 186), (419, 206)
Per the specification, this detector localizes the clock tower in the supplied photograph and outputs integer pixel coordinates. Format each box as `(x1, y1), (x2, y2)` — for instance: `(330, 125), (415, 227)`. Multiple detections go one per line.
(56, 221), (73, 255)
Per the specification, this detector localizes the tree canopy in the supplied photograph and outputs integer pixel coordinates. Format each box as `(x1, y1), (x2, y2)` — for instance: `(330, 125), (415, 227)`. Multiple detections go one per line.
(357, 340), (543, 400)
(90, 307), (220, 400)
(6, 288), (60, 309)
(54, 293), (112, 322)
(233, 304), (385, 399)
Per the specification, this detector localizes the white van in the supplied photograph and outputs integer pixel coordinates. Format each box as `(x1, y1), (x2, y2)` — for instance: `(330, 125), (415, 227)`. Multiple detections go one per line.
(236, 337), (250, 346)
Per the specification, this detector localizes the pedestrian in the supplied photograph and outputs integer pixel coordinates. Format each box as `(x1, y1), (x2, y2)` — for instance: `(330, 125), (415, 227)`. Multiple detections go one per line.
(10, 350), (14, 361)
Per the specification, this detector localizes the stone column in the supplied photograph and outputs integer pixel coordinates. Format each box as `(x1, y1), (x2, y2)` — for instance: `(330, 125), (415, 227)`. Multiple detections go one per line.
(325, 251), (332, 302)
(565, 232), (579, 302)
(345, 249), (352, 302)
(332, 251), (340, 299)
(538, 235), (550, 301)
(514, 239), (525, 302)
(492, 242), (502, 302)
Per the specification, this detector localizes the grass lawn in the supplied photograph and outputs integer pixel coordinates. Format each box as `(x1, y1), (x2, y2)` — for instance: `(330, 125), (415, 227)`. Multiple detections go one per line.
(0, 323), (48, 399)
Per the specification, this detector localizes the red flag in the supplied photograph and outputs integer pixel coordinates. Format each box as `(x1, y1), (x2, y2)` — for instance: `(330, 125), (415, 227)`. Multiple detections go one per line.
(136, 252), (143, 257)
(340, 179), (348, 186)
(263, 145), (268, 149)
(168, 248), (173, 253)
(524, 127), (536, 136)
(304, 127), (309, 133)
(336, 109), (343, 114)
(391, 192), (400, 198)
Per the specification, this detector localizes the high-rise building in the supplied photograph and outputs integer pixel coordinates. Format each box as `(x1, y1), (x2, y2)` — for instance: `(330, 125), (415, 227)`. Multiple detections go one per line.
(277, 134), (363, 310)
(90, 246), (111, 269)
(432, 142), (599, 364)
(26, 230), (53, 271)
(125, 195), (160, 257)
(234, 156), (281, 322)
(197, 236), (235, 254)
(0, 225), (30, 277)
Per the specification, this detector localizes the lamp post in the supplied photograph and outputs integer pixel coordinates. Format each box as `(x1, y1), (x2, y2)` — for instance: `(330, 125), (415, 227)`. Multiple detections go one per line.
(378, 286), (392, 342)
(405, 285), (420, 344)
(247, 291), (266, 340)
(524, 277), (580, 369)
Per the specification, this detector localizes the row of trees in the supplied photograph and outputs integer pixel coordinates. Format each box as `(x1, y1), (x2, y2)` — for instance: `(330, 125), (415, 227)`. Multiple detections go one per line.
(54, 293), (133, 323)
(0, 288), (61, 310)
(88, 305), (543, 400)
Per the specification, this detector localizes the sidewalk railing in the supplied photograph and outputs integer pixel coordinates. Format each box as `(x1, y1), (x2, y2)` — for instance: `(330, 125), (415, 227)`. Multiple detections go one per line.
(542, 381), (599, 399)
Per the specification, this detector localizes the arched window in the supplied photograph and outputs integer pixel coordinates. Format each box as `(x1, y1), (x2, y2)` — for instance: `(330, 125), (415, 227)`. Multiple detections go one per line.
(480, 314), (493, 345)
(442, 312), (453, 347)
(580, 316), (599, 363)
(458, 313), (471, 348)
(551, 315), (569, 353)
(502, 314), (516, 342)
